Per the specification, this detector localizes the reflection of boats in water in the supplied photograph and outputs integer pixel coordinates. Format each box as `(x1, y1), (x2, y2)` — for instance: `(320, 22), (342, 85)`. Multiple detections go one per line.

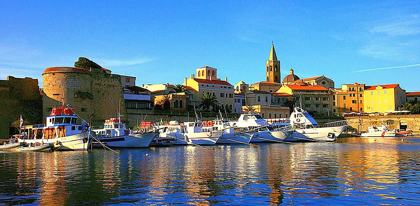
(18, 105), (93, 151)
(287, 107), (347, 142)
(361, 125), (396, 137)
(92, 117), (156, 148)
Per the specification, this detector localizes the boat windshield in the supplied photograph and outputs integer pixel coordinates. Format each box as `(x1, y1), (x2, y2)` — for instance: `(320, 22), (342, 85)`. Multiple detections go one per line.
(54, 117), (64, 124)
(64, 117), (72, 124)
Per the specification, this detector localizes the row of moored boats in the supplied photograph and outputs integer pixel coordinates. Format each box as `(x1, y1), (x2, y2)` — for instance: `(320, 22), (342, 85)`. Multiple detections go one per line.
(1, 106), (350, 152)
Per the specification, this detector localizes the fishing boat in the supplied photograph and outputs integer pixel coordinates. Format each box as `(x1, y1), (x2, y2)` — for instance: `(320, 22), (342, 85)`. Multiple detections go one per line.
(360, 125), (396, 137)
(92, 118), (157, 148)
(233, 113), (292, 143)
(287, 107), (347, 142)
(18, 105), (93, 151)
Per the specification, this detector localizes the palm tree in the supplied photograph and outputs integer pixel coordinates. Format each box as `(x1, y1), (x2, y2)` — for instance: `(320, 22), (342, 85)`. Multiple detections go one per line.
(199, 93), (218, 111)
(173, 84), (184, 93)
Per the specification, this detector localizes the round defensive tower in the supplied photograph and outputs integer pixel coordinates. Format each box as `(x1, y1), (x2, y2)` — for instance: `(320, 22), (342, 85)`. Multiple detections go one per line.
(42, 67), (92, 121)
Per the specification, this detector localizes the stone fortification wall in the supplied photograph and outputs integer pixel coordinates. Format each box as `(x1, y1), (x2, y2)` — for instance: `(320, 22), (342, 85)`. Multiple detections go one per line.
(42, 67), (93, 122)
(0, 77), (42, 138)
(42, 67), (125, 127)
(346, 115), (420, 133)
(90, 68), (125, 126)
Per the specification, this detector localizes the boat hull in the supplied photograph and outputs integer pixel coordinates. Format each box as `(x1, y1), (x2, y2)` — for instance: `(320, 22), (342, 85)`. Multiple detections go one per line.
(216, 132), (252, 144)
(15, 144), (53, 152)
(250, 131), (287, 143)
(0, 142), (22, 150)
(182, 131), (222, 145)
(19, 131), (92, 151)
(95, 132), (157, 148)
(360, 131), (396, 137)
(288, 126), (346, 142)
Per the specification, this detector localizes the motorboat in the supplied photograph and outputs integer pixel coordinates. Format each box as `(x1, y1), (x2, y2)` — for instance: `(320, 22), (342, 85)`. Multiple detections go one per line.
(93, 118), (157, 148)
(212, 119), (252, 144)
(360, 125), (396, 137)
(14, 143), (53, 152)
(18, 105), (93, 151)
(157, 120), (222, 145)
(233, 113), (292, 143)
(287, 107), (347, 142)
(0, 139), (22, 150)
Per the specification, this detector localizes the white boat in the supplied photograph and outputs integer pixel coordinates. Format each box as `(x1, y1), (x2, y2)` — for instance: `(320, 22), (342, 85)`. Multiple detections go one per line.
(93, 118), (157, 148)
(15, 143), (53, 152)
(212, 119), (252, 144)
(18, 106), (93, 151)
(0, 140), (22, 150)
(233, 113), (292, 143)
(157, 120), (222, 145)
(287, 107), (347, 142)
(360, 125), (396, 137)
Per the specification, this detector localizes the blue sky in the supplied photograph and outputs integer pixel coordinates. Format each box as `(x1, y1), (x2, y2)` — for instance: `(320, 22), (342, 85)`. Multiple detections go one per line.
(1, 0), (419, 91)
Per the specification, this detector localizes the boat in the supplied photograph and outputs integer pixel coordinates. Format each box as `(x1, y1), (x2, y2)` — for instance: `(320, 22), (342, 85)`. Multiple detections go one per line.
(18, 105), (93, 151)
(157, 120), (222, 145)
(92, 118), (157, 148)
(0, 139), (22, 150)
(212, 119), (252, 144)
(360, 125), (396, 137)
(233, 113), (292, 143)
(14, 143), (53, 152)
(287, 107), (347, 142)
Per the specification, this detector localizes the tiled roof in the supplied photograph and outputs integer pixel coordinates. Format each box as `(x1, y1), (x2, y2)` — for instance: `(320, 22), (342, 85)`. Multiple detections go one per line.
(252, 81), (281, 85)
(272, 92), (292, 97)
(406, 92), (420, 96)
(285, 84), (328, 91)
(194, 78), (232, 86)
(182, 86), (195, 90)
(43, 67), (90, 74)
(364, 84), (399, 90)
(295, 76), (323, 82)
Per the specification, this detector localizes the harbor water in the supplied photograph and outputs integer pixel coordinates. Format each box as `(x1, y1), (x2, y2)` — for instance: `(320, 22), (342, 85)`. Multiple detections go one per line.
(1, 137), (420, 205)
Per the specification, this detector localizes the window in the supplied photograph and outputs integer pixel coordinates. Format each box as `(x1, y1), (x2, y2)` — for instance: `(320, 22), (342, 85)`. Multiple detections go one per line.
(174, 100), (179, 108)
(125, 77), (130, 83)
(360, 94), (363, 97)
(258, 96), (261, 102)
(323, 104), (328, 108)
(275, 66), (277, 72)
(270, 66), (272, 71)
(360, 100), (363, 104)
(343, 96), (346, 100)
(344, 103), (346, 109)
(212, 71), (215, 77)
(305, 97), (311, 101)
(265, 96), (268, 102)
(371, 92), (373, 95)
(220, 93), (224, 98)
(352, 100), (356, 104)
(350, 107), (353, 111)
(384, 91), (387, 94)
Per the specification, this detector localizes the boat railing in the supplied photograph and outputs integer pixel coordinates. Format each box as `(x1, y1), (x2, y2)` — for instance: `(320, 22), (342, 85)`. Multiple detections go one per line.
(322, 120), (348, 127)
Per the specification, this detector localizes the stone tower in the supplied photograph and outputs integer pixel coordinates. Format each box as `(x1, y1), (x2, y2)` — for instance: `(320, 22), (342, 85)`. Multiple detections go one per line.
(266, 44), (281, 83)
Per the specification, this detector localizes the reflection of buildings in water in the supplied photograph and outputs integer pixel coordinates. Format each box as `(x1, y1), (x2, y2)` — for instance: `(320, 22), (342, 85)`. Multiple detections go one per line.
(282, 143), (342, 197)
(266, 145), (286, 205)
(340, 138), (399, 188)
(183, 146), (216, 205)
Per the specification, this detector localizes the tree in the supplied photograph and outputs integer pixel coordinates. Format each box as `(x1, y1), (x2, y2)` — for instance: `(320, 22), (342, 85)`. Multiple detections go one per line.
(282, 96), (296, 112)
(199, 93), (218, 111)
(74, 57), (102, 69)
(173, 84), (184, 93)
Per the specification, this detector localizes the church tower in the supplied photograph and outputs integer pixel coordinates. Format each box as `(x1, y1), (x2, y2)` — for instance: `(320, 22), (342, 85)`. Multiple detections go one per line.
(266, 44), (281, 83)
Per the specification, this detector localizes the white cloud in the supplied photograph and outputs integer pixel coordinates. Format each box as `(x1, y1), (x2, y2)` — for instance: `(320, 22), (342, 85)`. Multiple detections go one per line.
(95, 56), (156, 67)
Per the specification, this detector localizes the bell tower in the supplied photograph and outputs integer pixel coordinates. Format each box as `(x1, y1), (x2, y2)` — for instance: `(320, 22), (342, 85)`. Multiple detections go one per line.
(266, 44), (281, 83)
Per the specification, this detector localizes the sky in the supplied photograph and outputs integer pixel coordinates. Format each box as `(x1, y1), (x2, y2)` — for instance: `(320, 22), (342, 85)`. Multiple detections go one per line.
(1, 0), (420, 92)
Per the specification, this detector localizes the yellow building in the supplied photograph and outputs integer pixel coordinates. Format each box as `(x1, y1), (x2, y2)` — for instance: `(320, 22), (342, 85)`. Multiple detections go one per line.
(363, 84), (406, 113)
(183, 66), (234, 110)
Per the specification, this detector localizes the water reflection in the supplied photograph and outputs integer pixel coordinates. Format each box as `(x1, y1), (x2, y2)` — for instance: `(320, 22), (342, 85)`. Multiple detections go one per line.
(0, 137), (419, 205)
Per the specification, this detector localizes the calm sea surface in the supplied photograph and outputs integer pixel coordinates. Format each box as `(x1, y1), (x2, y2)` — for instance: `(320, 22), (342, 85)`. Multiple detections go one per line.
(1, 137), (420, 205)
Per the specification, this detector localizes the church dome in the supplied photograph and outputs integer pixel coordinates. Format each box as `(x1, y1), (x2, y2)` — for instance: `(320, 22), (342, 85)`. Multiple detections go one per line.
(282, 68), (300, 83)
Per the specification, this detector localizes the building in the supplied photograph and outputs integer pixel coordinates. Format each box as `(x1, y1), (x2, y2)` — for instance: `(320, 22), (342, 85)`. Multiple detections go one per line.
(42, 66), (125, 127)
(0, 76), (42, 138)
(250, 44), (282, 92)
(406, 92), (420, 102)
(363, 84), (406, 113)
(183, 66), (234, 111)
(334, 83), (365, 114)
(277, 83), (333, 114)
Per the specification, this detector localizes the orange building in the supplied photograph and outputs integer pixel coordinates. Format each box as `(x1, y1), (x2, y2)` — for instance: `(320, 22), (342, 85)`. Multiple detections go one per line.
(334, 83), (365, 114)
